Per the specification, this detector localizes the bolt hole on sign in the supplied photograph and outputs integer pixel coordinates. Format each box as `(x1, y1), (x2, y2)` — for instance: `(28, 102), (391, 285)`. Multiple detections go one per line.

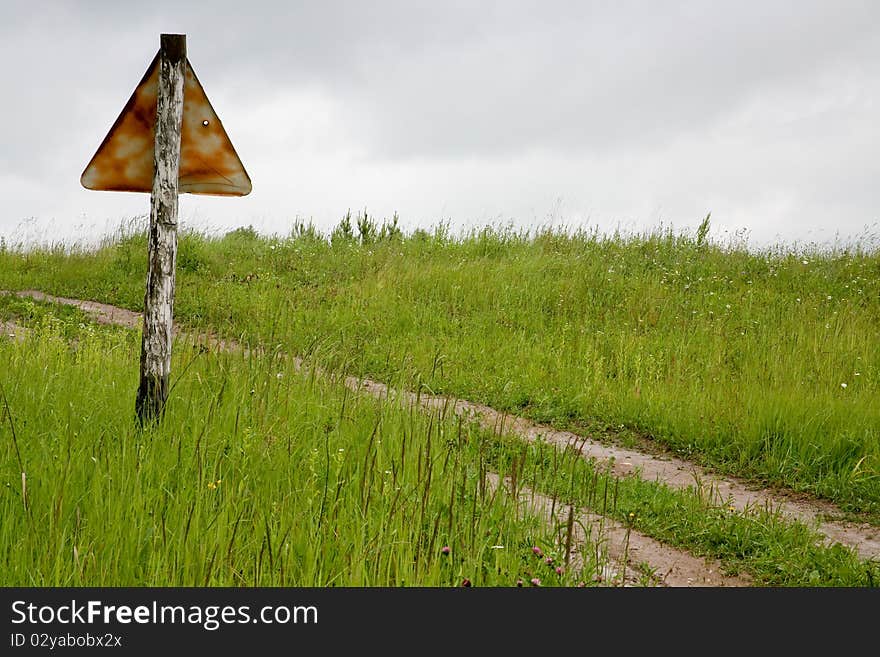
(81, 34), (251, 426)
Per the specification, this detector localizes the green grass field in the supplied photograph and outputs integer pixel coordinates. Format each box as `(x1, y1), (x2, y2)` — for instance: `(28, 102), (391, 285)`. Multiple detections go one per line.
(2, 213), (879, 586)
(1, 311), (595, 586)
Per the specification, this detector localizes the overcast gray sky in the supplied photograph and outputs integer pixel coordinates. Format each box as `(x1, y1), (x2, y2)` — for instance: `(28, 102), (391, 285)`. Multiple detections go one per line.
(2, 0), (878, 249)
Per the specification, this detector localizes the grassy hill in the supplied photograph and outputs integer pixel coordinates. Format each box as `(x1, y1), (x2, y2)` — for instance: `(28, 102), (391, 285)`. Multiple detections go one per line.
(1, 213), (879, 586)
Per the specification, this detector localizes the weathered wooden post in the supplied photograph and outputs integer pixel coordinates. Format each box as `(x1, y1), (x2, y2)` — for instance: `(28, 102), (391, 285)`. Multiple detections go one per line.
(81, 33), (252, 426)
(135, 34), (186, 425)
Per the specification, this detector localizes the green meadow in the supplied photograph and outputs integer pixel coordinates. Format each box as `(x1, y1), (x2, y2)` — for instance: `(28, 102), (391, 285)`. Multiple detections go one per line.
(1, 213), (879, 586)
(0, 312), (590, 587)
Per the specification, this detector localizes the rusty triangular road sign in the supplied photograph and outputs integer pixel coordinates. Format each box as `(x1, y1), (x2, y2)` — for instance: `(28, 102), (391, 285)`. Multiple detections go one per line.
(81, 52), (252, 196)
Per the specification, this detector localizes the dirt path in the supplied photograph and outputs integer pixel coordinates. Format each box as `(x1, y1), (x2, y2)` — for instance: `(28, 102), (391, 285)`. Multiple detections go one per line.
(6, 289), (879, 565)
(486, 473), (752, 587)
(406, 390), (880, 561)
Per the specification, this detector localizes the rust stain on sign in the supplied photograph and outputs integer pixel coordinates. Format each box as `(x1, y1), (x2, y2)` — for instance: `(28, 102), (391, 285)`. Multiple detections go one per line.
(81, 53), (252, 196)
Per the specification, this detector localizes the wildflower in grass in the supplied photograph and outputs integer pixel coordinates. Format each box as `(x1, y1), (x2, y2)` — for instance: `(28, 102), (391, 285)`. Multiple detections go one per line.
(441, 546), (451, 555)
(532, 546), (543, 557)
(516, 579), (524, 587)
(530, 578), (541, 587)
(461, 578), (472, 587)
(841, 383), (847, 389)
(577, 582), (586, 588)
(555, 567), (563, 576)
(545, 557), (554, 566)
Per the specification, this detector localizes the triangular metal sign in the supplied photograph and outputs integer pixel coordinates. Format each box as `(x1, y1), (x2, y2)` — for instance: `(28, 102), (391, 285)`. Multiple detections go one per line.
(81, 52), (252, 196)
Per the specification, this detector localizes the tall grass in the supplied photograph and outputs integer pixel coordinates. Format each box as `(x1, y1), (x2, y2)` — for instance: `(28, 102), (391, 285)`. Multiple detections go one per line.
(4, 298), (878, 587)
(1, 212), (878, 516)
(0, 314), (594, 586)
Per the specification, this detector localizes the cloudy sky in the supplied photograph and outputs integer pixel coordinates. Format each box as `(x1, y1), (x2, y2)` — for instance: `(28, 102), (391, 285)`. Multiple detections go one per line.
(2, 1), (878, 249)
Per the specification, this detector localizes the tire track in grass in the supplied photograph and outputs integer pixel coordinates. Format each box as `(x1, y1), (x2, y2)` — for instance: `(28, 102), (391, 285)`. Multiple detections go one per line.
(7, 289), (880, 563)
(417, 394), (880, 561)
(486, 473), (752, 587)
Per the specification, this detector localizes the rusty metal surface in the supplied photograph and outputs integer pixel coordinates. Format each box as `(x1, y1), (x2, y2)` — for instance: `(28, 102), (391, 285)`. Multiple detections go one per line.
(81, 53), (252, 196)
